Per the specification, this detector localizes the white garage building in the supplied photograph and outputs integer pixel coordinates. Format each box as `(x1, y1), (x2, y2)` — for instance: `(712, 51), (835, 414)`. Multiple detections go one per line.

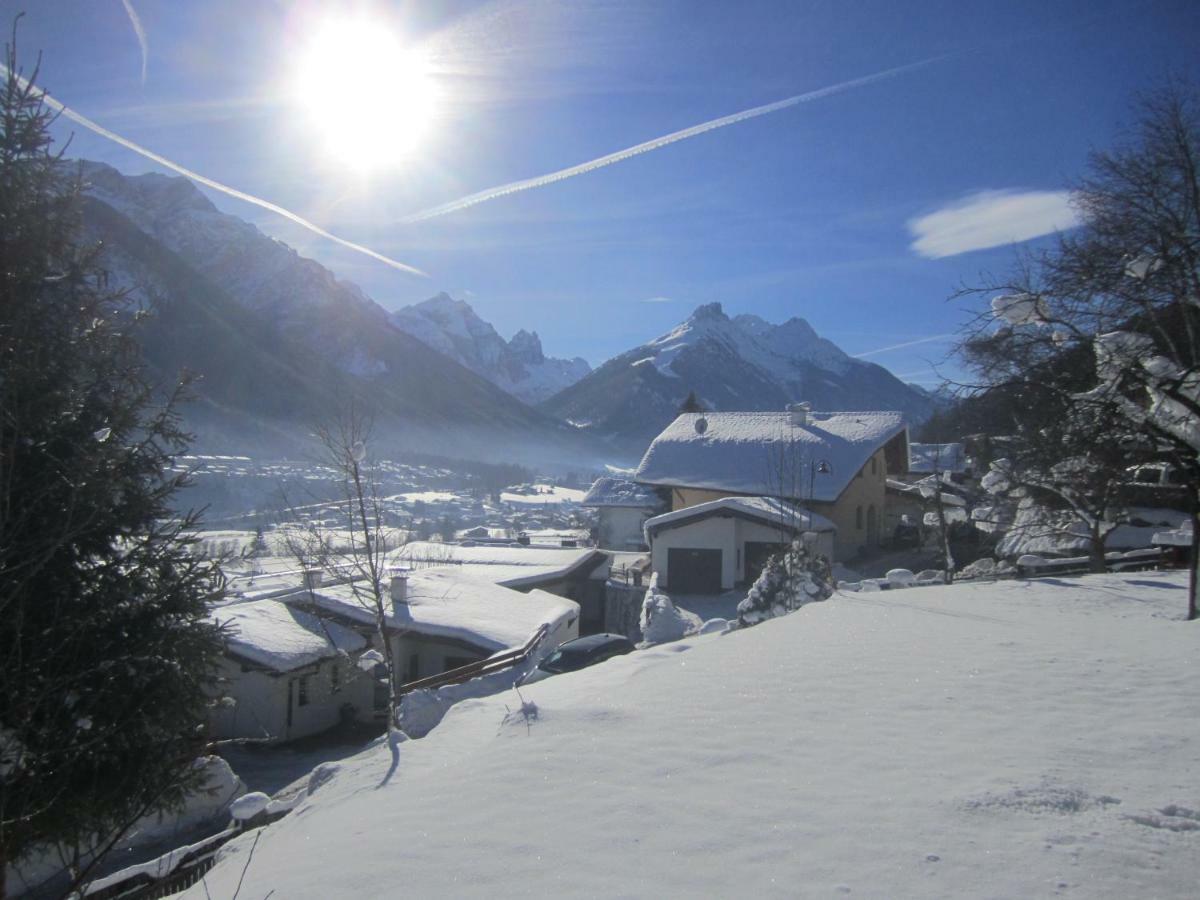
(644, 496), (835, 593)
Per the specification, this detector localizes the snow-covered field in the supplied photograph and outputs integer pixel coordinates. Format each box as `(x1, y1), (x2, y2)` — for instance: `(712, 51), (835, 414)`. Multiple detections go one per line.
(185, 572), (1199, 898)
(500, 483), (586, 505)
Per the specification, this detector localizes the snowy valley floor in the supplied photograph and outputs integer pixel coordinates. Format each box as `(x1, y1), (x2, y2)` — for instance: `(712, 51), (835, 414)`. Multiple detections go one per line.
(186, 572), (1199, 898)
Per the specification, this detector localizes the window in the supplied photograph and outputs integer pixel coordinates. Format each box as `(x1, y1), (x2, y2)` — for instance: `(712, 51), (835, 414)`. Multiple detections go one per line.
(870, 456), (877, 475)
(407, 653), (420, 682)
(856, 506), (863, 529)
(297, 675), (310, 707)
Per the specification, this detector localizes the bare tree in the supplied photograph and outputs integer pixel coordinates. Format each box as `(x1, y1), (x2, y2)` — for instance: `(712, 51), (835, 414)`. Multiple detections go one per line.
(953, 84), (1200, 618)
(280, 407), (408, 734)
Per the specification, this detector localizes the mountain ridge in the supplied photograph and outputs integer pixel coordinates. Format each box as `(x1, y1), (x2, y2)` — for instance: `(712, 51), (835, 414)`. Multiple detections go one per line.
(540, 302), (936, 445)
(76, 161), (605, 466)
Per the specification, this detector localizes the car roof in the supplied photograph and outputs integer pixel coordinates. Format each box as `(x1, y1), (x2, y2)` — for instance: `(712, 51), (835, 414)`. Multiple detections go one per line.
(557, 633), (631, 652)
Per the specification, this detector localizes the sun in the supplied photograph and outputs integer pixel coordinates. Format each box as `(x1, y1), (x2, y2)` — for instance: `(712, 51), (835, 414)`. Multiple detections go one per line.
(292, 18), (437, 171)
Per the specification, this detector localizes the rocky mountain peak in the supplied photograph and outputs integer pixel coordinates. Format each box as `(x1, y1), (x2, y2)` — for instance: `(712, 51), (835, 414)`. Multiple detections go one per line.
(690, 301), (727, 321)
(389, 295), (590, 404)
(508, 329), (544, 365)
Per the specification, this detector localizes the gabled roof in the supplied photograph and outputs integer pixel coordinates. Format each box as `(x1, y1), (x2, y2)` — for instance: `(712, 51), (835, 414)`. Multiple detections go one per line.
(210, 599), (366, 673)
(635, 411), (907, 503)
(582, 477), (665, 509)
(908, 442), (967, 474)
(644, 496), (836, 540)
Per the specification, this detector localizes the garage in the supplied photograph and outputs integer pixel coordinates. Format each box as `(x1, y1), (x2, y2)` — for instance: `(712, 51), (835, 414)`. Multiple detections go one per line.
(667, 547), (723, 594)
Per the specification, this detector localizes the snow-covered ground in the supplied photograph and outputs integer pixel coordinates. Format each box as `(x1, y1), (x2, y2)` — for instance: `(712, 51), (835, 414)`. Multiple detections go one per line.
(185, 572), (1199, 898)
(500, 483), (586, 506)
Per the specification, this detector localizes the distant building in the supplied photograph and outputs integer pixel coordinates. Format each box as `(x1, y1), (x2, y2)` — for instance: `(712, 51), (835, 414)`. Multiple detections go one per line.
(581, 477), (666, 551)
(907, 442), (968, 476)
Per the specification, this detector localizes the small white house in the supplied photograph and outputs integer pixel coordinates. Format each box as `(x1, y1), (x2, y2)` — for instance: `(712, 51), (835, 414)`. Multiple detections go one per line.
(208, 599), (375, 742)
(582, 477), (666, 550)
(643, 496), (836, 593)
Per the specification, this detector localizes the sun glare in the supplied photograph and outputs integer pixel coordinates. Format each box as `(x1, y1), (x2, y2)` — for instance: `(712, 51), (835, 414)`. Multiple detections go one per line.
(293, 19), (437, 171)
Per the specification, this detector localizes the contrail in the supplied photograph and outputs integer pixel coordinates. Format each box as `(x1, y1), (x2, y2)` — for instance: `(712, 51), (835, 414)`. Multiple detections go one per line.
(1, 65), (428, 278)
(398, 55), (946, 225)
(852, 334), (956, 358)
(119, 0), (148, 84)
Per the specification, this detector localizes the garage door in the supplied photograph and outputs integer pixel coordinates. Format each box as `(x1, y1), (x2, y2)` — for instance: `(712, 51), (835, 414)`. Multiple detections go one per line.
(667, 548), (723, 594)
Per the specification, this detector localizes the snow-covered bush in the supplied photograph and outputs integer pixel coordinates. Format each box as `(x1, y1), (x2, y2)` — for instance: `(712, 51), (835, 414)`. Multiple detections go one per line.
(958, 557), (998, 580)
(640, 575), (699, 644)
(737, 540), (833, 627)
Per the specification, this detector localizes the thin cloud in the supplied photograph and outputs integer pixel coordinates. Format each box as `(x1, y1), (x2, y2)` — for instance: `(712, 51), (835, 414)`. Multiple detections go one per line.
(119, 0), (149, 84)
(852, 334), (955, 358)
(908, 189), (1081, 259)
(640, 296), (674, 304)
(2, 65), (427, 278)
(397, 55), (948, 225)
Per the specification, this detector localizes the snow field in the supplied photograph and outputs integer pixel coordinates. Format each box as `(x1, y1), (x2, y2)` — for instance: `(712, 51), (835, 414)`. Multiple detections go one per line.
(185, 572), (1200, 899)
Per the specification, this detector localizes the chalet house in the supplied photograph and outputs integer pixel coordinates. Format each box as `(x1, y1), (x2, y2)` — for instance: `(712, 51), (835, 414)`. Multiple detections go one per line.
(635, 405), (910, 566)
(581, 477), (667, 551)
(207, 599), (376, 742)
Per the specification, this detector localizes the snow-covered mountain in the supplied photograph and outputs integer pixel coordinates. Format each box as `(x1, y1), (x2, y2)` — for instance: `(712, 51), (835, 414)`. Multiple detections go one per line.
(75, 162), (597, 463)
(542, 302), (936, 444)
(389, 294), (591, 404)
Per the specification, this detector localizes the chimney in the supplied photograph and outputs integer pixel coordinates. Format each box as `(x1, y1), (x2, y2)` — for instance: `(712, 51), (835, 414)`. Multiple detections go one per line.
(302, 568), (323, 590)
(389, 571), (408, 615)
(788, 401), (811, 427)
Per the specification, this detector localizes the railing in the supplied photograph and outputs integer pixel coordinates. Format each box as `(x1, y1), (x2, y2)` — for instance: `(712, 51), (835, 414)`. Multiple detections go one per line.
(397, 623), (550, 696)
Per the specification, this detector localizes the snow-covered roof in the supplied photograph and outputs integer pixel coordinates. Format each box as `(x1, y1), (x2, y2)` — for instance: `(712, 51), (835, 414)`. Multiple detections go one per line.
(582, 477), (665, 509)
(644, 496), (835, 540)
(391, 542), (601, 587)
(303, 571), (578, 653)
(908, 442), (967, 474)
(210, 600), (366, 673)
(635, 411), (908, 502)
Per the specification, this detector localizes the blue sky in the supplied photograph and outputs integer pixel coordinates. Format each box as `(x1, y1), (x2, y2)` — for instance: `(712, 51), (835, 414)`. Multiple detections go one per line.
(7, 0), (1199, 387)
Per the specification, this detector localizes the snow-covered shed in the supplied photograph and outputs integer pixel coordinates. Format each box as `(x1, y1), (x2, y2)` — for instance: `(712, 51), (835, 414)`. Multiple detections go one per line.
(207, 599), (376, 742)
(643, 496), (835, 593)
(295, 569), (580, 686)
(635, 408), (908, 558)
(582, 477), (666, 551)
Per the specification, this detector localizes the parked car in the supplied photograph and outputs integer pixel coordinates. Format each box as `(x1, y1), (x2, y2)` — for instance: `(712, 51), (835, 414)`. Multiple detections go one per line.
(520, 633), (634, 685)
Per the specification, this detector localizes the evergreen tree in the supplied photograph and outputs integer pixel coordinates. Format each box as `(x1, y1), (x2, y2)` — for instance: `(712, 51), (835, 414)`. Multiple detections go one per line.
(0, 38), (224, 894)
(737, 539), (833, 627)
(679, 391), (705, 414)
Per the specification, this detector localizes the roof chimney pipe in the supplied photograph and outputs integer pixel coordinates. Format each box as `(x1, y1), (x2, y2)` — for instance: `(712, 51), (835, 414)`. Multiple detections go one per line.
(788, 402), (811, 427)
(389, 571), (408, 617)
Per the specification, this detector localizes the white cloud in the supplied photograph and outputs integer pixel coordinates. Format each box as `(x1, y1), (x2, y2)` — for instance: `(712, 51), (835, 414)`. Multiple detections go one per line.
(640, 296), (674, 303)
(908, 189), (1081, 259)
